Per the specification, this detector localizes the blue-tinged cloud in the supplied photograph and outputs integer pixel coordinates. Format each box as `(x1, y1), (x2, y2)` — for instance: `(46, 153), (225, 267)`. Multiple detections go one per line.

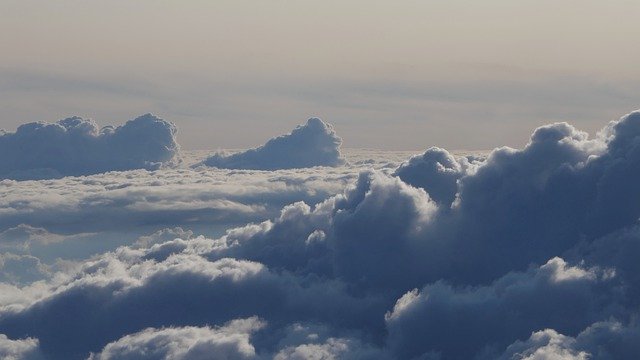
(498, 320), (640, 360)
(2, 110), (640, 359)
(393, 146), (465, 206)
(0, 334), (42, 360)
(384, 257), (619, 359)
(201, 118), (345, 170)
(0, 114), (179, 180)
(0, 250), (384, 359)
(89, 318), (265, 360)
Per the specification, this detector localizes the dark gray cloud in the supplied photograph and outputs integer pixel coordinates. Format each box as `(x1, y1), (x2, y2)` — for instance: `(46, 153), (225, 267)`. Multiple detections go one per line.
(0, 114), (179, 180)
(202, 118), (345, 170)
(384, 257), (620, 359)
(1, 111), (640, 359)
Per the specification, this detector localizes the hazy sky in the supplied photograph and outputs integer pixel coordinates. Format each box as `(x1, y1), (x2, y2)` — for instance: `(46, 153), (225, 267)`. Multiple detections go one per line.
(1, 0), (639, 150)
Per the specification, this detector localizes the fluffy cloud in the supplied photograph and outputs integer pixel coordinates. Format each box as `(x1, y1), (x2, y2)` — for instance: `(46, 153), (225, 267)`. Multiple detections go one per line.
(0, 114), (179, 180)
(202, 118), (345, 170)
(273, 337), (384, 360)
(0, 247), (386, 359)
(393, 146), (475, 206)
(89, 318), (265, 360)
(498, 320), (640, 360)
(2, 111), (640, 359)
(0, 334), (42, 360)
(384, 257), (619, 359)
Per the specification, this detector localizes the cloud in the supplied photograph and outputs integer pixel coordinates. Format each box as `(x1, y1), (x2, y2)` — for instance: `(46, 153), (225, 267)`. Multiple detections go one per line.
(273, 337), (384, 360)
(0, 149), (408, 263)
(201, 118), (345, 170)
(1, 111), (640, 359)
(0, 253), (50, 284)
(393, 146), (468, 206)
(384, 257), (619, 359)
(0, 248), (385, 359)
(89, 318), (265, 360)
(0, 114), (179, 180)
(0, 334), (43, 360)
(0, 160), (363, 236)
(498, 320), (640, 360)
(0, 224), (87, 253)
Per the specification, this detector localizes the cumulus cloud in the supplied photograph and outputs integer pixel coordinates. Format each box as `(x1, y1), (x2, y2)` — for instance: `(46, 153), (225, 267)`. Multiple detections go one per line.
(384, 257), (618, 359)
(2, 111), (640, 359)
(202, 118), (345, 170)
(90, 318), (265, 360)
(273, 337), (384, 360)
(0, 114), (179, 180)
(0, 334), (43, 360)
(498, 320), (640, 360)
(393, 147), (467, 206)
(0, 246), (385, 359)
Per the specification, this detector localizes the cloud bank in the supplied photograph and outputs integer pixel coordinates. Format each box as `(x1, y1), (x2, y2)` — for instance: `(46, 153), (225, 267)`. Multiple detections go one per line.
(202, 118), (345, 170)
(1, 111), (640, 359)
(0, 114), (179, 180)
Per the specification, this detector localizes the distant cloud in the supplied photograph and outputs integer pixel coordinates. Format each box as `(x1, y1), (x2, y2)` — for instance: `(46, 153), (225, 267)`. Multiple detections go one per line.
(0, 165), (358, 243)
(0, 253), (49, 284)
(0, 114), (179, 180)
(0, 225), (82, 253)
(201, 118), (345, 170)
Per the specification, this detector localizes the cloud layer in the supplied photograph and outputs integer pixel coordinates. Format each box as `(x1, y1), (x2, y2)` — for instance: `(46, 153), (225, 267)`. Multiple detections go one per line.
(0, 114), (179, 180)
(202, 118), (345, 170)
(1, 111), (640, 359)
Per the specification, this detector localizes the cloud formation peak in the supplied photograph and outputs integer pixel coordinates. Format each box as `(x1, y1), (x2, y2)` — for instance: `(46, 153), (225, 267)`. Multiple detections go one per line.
(202, 118), (345, 170)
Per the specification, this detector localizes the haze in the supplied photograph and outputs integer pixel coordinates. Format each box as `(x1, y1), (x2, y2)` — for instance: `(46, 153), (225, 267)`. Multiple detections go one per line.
(1, 0), (639, 150)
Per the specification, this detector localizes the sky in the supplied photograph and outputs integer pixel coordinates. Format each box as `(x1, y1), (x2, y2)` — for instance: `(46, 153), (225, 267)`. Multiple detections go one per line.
(1, 0), (639, 150)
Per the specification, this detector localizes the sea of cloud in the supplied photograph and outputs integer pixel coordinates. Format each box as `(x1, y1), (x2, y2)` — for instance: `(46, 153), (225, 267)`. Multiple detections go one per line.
(1, 112), (640, 359)
(0, 147), (414, 264)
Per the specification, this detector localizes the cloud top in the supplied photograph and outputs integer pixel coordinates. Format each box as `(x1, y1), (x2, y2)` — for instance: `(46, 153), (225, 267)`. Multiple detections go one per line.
(202, 118), (345, 170)
(0, 114), (179, 180)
